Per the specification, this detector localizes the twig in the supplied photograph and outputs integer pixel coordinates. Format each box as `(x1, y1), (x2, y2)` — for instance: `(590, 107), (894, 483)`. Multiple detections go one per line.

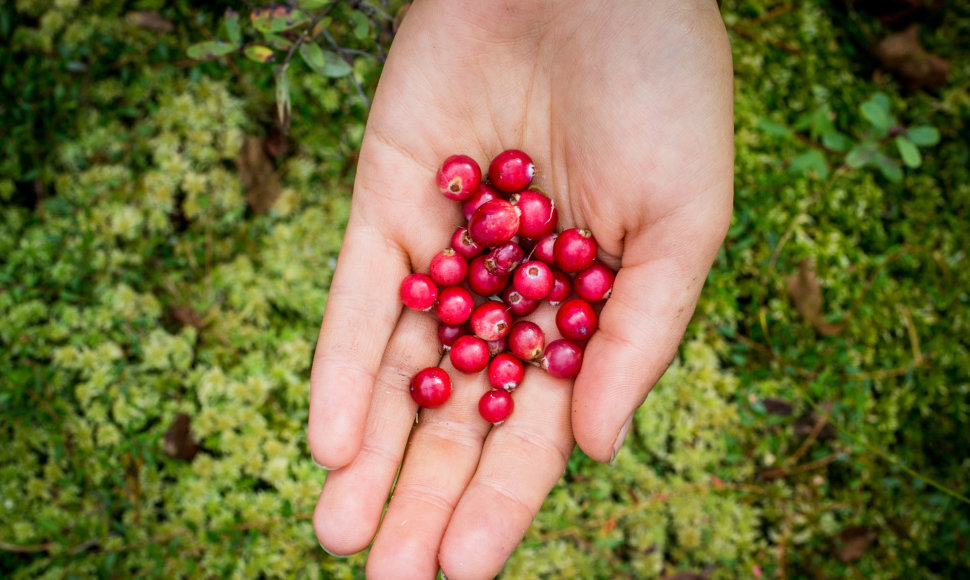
(321, 29), (372, 107)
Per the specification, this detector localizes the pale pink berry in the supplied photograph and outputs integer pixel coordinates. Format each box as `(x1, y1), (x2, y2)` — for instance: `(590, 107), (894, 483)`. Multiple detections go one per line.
(449, 335), (490, 374)
(554, 228), (598, 273)
(470, 300), (512, 341)
(485, 337), (507, 358)
(400, 273), (437, 311)
(478, 388), (514, 424)
(468, 255), (510, 297)
(451, 226), (484, 260)
(513, 260), (554, 300)
(488, 149), (534, 192)
(508, 321), (545, 361)
(511, 190), (557, 239)
(488, 353), (525, 390)
(468, 199), (520, 248)
(484, 241), (525, 275)
(555, 297), (598, 341)
(501, 285), (540, 316)
(574, 261), (615, 302)
(461, 182), (503, 221)
(541, 339), (583, 379)
(410, 366), (452, 408)
(546, 268), (572, 305)
(437, 154), (481, 201)
(429, 248), (468, 287)
(533, 232), (557, 265)
(434, 286), (474, 325)
(438, 321), (470, 349)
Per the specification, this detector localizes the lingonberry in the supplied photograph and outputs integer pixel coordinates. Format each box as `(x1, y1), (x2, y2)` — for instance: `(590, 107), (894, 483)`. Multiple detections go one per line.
(485, 337), (508, 358)
(501, 286), (541, 316)
(436, 154), (482, 201)
(574, 261), (615, 302)
(484, 241), (525, 275)
(546, 268), (572, 305)
(451, 226), (484, 260)
(438, 321), (470, 349)
(478, 388), (514, 424)
(410, 366), (452, 408)
(508, 321), (545, 361)
(488, 353), (525, 390)
(513, 260), (554, 300)
(555, 297), (598, 341)
(449, 335), (490, 374)
(554, 228), (598, 273)
(461, 182), (503, 221)
(468, 199), (520, 248)
(488, 149), (535, 193)
(541, 339), (584, 379)
(511, 190), (558, 239)
(532, 232), (557, 265)
(400, 273), (438, 311)
(434, 286), (474, 325)
(470, 300), (512, 341)
(429, 248), (469, 287)
(468, 255), (510, 297)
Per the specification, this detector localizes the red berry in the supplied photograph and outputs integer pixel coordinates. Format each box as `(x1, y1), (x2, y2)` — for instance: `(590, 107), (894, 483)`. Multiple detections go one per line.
(429, 248), (469, 287)
(512, 260), (554, 300)
(532, 232), (557, 265)
(488, 149), (535, 192)
(508, 321), (545, 361)
(434, 286), (474, 325)
(574, 261), (615, 302)
(485, 337), (508, 357)
(451, 226), (484, 260)
(488, 353), (525, 390)
(438, 321), (470, 349)
(410, 366), (452, 408)
(555, 297), (598, 341)
(461, 182), (503, 221)
(470, 300), (512, 341)
(511, 190), (557, 239)
(485, 241), (525, 275)
(400, 273), (438, 311)
(468, 255), (510, 297)
(468, 199), (520, 248)
(478, 388), (514, 424)
(501, 285), (540, 316)
(437, 154), (481, 201)
(449, 335), (490, 374)
(554, 228), (598, 273)
(541, 339), (583, 379)
(546, 268), (572, 305)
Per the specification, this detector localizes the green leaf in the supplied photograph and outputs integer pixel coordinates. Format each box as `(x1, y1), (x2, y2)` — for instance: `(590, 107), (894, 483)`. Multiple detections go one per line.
(281, 499), (293, 518)
(299, 42), (353, 77)
(873, 152), (903, 182)
(244, 45), (275, 63)
(252, 5), (309, 33)
(821, 131), (852, 152)
(276, 65), (291, 134)
(186, 41), (237, 60)
(299, 0), (332, 10)
(788, 149), (830, 179)
(906, 125), (940, 147)
(350, 11), (370, 40)
(860, 93), (893, 135)
(846, 142), (877, 168)
(756, 118), (792, 139)
(224, 9), (242, 46)
(262, 33), (294, 51)
(895, 135), (922, 168)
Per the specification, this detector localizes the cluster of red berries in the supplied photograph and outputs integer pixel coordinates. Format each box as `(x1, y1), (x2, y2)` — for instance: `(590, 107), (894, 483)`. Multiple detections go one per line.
(400, 150), (614, 424)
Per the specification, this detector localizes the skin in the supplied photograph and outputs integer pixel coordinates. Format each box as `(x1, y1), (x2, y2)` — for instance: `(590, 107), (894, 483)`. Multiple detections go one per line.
(307, 1), (734, 578)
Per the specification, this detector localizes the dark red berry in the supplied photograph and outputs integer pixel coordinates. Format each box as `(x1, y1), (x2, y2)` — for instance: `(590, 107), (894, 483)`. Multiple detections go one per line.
(541, 340), (583, 379)
(511, 190), (557, 239)
(429, 248), (469, 287)
(449, 335), (490, 374)
(484, 241), (525, 275)
(468, 199), (520, 248)
(451, 226), (484, 260)
(501, 285), (541, 316)
(512, 260), (554, 300)
(461, 182), (503, 221)
(468, 255), (510, 297)
(438, 321), (470, 349)
(574, 261), (615, 302)
(533, 232), (557, 265)
(485, 337), (508, 357)
(555, 297), (598, 341)
(488, 149), (535, 192)
(488, 353), (525, 390)
(508, 321), (545, 361)
(546, 268), (572, 305)
(470, 300), (512, 341)
(437, 154), (482, 201)
(400, 273), (438, 311)
(554, 228), (598, 273)
(478, 388), (514, 424)
(434, 286), (474, 325)
(410, 366), (452, 408)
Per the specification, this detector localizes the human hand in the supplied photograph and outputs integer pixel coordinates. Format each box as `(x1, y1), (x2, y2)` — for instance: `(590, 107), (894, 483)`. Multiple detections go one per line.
(308, 1), (733, 578)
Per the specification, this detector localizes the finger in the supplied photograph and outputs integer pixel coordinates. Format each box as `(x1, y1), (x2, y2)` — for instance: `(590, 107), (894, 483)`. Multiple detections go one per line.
(365, 359), (493, 580)
(438, 363), (574, 580)
(572, 193), (732, 462)
(313, 307), (440, 556)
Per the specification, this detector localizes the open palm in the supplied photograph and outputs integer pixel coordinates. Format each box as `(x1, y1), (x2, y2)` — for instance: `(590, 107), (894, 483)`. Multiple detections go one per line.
(308, 1), (733, 578)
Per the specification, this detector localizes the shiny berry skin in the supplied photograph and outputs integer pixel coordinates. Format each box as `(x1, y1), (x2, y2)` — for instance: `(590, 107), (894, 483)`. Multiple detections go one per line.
(485, 337), (508, 357)
(554, 228), (598, 273)
(501, 286), (540, 316)
(451, 226), (484, 260)
(429, 248), (468, 287)
(484, 241), (526, 275)
(508, 321), (545, 361)
(478, 388), (514, 424)
(488, 149), (535, 192)
(434, 286), (474, 325)
(555, 297), (598, 341)
(437, 154), (482, 201)
(468, 199), (520, 248)
(488, 353), (525, 390)
(533, 232), (557, 265)
(410, 367), (452, 408)
(468, 255), (510, 297)
(462, 182), (503, 221)
(470, 300), (512, 341)
(546, 268), (572, 305)
(400, 273), (438, 311)
(513, 260), (554, 300)
(438, 321), (470, 349)
(511, 190), (558, 239)
(541, 339), (583, 379)
(449, 335), (490, 374)
(574, 261), (615, 302)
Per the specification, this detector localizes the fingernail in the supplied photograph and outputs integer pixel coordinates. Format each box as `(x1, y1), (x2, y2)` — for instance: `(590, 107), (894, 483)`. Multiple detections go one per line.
(311, 456), (336, 471)
(319, 540), (352, 558)
(609, 414), (635, 464)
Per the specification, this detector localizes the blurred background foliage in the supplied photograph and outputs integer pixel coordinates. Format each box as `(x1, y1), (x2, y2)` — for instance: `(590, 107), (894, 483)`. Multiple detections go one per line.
(1, 0), (968, 578)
